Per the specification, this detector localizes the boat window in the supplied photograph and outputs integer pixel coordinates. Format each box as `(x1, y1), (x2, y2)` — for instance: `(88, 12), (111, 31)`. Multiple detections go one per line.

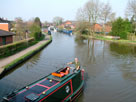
(25, 93), (39, 101)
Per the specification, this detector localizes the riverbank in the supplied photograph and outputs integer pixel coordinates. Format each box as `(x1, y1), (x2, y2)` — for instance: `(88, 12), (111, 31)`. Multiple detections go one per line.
(0, 35), (52, 75)
(81, 34), (136, 45)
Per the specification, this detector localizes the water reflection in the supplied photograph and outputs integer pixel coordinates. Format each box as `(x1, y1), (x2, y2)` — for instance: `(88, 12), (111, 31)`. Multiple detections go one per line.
(75, 36), (136, 102)
(109, 42), (136, 82)
(110, 43), (136, 55)
(25, 52), (41, 69)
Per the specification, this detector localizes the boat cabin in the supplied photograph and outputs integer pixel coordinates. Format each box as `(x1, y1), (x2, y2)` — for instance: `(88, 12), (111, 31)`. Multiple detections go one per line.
(3, 67), (84, 102)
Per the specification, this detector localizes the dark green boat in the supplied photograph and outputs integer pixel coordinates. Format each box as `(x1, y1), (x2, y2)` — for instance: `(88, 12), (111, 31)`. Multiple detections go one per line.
(3, 67), (84, 102)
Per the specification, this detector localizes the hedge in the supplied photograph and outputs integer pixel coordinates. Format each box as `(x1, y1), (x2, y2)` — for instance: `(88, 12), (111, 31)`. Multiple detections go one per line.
(1, 35), (52, 74)
(0, 38), (35, 58)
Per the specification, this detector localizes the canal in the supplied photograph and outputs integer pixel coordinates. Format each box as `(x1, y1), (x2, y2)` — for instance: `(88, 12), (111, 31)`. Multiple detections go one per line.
(1, 32), (136, 102)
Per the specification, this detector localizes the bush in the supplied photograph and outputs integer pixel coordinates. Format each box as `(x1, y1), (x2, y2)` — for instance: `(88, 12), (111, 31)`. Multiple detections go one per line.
(111, 17), (132, 39)
(0, 38), (35, 58)
(76, 21), (90, 35)
(30, 24), (41, 40)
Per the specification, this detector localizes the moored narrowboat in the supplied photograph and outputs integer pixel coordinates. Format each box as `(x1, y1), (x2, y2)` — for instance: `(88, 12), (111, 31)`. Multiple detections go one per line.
(62, 29), (72, 35)
(3, 67), (84, 102)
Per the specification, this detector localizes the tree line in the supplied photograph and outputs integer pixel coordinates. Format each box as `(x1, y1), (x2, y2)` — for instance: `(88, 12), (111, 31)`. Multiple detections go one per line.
(12, 17), (42, 41)
(76, 0), (136, 40)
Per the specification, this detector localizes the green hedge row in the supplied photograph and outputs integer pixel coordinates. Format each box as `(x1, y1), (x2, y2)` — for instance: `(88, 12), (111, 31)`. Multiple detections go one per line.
(0, 38), (35, 58)
(2, 35), (52, 74)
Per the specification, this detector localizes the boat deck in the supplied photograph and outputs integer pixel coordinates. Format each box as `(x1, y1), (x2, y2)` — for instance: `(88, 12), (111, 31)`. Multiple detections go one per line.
(6, 68), (74, 102)
(7, 78), (59, 102)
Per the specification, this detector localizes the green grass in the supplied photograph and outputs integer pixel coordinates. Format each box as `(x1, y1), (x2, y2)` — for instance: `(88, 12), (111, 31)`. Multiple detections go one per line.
(95, 36), (112, 41)
(3, 35), (52, 70)
(81, 34), (136, 45)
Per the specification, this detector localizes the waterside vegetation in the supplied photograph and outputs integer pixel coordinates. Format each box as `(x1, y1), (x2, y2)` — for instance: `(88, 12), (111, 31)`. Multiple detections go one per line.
(75, 0), (136, 45)
(1, 35), (52, 74)
(0, 17), (43, 59)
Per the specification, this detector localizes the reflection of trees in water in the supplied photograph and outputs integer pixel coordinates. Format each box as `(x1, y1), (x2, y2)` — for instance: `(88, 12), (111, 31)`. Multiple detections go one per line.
(25, 52), (41, 69)
(110, 43), (136, 55)
(75, 35), (103, 64)
(75, 35), (87, 45)
(110, 43), (136, 81)
(75, 35), (108, 64)
(87, 39), (96, 63)
(0, 52), (42, 79)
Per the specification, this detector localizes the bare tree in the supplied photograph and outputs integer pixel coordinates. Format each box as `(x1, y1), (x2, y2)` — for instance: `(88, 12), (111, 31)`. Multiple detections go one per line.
(76, 0), (115, 36)
(109, 12), (116, 22)
(84, 0), (102, 35)
(100, 3), (112, 35)
(15, 17), (26, 40)
(126, 0), (136, 19)
(76, 8), (87, 21)
(101, 3), (112, 24)
(126, 0), (136, 34)
(27, 19), (34, 30)
(76, 7), (91, 35)
(53, 17), (64, 26)
(84, 0), (101, 24)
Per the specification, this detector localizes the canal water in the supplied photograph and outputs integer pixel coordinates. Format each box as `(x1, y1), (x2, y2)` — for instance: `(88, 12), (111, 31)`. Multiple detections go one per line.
(1, 32), (136, 102)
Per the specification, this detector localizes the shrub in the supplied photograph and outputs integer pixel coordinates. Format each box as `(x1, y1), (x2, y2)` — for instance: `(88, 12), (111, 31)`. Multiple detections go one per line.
(30, 24), (41, 40)
(111, 17), (132, 39)
(76, 21), (90, 35)
(0, 38), (35, 58)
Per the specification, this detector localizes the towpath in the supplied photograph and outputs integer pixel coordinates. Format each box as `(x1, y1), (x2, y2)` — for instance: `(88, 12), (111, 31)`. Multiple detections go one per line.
(0, 35), (50, 74)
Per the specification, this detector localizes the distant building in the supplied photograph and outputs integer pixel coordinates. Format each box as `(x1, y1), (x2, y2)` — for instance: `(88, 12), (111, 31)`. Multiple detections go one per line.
(0, 23), (9, 31)
(0, 29), (15, 46)
(93, 23), (112, 34)
(93, 24), (102, 33)
(65, 21), (72, 25)
(62, 21), (76, 30)
(0, 19), (14, 46)
(0, 17), (12, 31)
(104, 24), (112, 33)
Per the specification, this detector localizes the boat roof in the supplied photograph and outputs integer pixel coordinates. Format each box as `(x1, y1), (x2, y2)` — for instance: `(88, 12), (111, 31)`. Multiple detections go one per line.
(5, 68), (76, 102)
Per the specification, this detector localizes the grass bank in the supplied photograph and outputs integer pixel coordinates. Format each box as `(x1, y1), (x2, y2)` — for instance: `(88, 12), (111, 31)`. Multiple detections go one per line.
(81, 34), (136, 45)
(1, 35), (52, 74)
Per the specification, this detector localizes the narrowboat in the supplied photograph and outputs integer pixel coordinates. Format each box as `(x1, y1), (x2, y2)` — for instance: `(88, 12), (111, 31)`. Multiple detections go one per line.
(62, 30), (73, 35)
(3, 67), (84, 102)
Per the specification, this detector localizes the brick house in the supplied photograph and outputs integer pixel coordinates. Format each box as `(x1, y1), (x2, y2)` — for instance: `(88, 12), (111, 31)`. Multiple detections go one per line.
(104, 24), (112, 33)
(63, 21), (76, 30)
(0, 23), (14, 46)
(93, 23), (112, 34)
(0, 29), (14, 46)
(65, 21), (72, 25)
(93, 24), (102, 32)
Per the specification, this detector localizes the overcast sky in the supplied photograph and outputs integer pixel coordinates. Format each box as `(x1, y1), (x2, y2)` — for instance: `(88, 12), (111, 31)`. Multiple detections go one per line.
(0, 0), (128, 22)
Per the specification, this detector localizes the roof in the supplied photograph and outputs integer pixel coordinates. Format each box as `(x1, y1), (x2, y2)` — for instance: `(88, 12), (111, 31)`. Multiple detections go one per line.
(0, 29), (15, 36)
(0, 18), (10, 23)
